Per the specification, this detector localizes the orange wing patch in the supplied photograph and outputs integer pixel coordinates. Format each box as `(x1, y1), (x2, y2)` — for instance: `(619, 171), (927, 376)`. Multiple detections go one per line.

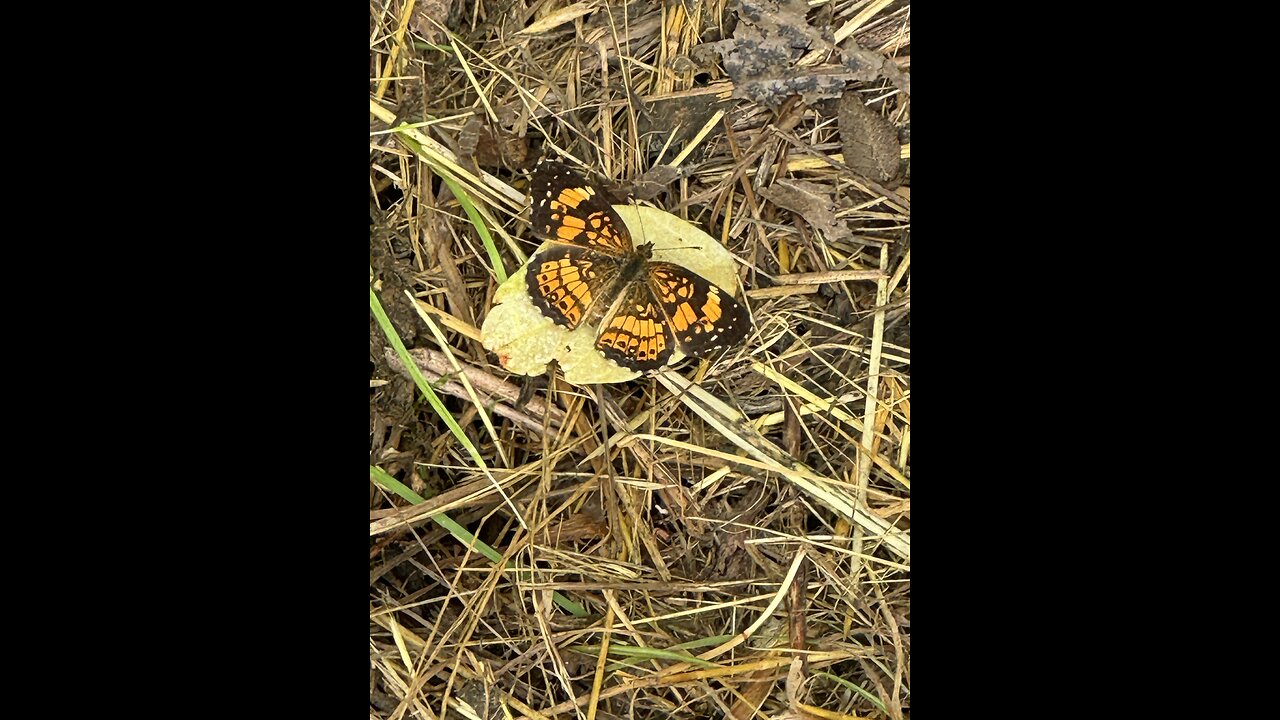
(647, 263), (751, 358)
(595, 282), (675, 372)
(555, 186), (596, 208)
(527, 246), (614, 330)
(531, 160), (632, 255)
(545, 196), (629, 252)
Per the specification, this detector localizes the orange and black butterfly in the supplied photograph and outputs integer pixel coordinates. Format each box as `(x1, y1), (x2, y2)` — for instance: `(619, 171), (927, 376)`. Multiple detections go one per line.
(526, 158), (751, 372)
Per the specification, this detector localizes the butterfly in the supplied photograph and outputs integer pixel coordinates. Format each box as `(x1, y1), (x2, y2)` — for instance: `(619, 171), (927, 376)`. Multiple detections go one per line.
(525, 158), (751, 373)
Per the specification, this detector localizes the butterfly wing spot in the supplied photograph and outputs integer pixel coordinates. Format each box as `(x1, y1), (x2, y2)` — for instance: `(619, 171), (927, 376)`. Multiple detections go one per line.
(678, 303), (698, 329)
(702, 291), (724, 322)
(556, 187), (595, 209)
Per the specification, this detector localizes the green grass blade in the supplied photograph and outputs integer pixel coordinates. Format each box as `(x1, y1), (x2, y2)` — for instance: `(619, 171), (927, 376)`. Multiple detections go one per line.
(440, 174), (507, 283)
(570, 642), (720, 669)
(369, 465), (587, 616)
(666, 635), (734, 651)
(370, 287), (488, 470)
(369, 465), (424, 504)
(814, 671), (888, 713)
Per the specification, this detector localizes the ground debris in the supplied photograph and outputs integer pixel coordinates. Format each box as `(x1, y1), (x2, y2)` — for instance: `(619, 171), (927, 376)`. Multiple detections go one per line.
(838, 94), (903, 187)
(458, 115), (529, 171)
(705, 0), (911, 107)
(705, 0), (840, 107)
(369, 0), (911, 715)
(759, 177), (852, 242)
(410, 0), (462, 45)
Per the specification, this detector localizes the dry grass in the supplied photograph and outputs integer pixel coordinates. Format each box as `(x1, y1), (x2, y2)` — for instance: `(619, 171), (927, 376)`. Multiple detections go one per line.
(370, 1), (910, 718)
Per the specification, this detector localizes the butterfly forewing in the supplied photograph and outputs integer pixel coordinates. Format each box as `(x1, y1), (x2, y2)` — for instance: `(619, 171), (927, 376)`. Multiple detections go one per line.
(647, 263), (751, 359)
(530, 160), (633, 255)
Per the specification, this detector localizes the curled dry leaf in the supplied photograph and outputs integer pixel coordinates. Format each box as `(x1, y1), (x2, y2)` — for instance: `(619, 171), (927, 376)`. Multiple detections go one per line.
(410, 0), (458, 45)
(637, 93), (732, 162)
(839, 94), (903, 187)
(458, 116), (529, 171)
(705, 0), (910, 108)
(759, 178), (852, 243)
(626, 164), (682, 202)
(706, 0), (842, 107)
(840, 41), (911, 96)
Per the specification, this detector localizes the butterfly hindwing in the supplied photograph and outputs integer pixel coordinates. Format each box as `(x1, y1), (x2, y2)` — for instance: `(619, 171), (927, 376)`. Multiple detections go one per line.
(647, 262), (751, 359)
(530, 159), (633, 255)
(594, 280), (676, 372)
(526, 244), (620, 330)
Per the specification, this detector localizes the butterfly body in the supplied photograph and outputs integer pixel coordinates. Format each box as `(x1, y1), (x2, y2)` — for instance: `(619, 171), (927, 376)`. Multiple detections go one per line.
(526, 159), (751, 373)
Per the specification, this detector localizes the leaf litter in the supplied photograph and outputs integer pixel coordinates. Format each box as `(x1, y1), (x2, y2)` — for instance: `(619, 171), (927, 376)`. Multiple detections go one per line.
(707, 0), (911, 107)
(369, 1), (911, 717)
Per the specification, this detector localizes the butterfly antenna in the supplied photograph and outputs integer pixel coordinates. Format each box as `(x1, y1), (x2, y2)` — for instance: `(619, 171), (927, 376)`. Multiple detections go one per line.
(628, 177), (648, 247)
